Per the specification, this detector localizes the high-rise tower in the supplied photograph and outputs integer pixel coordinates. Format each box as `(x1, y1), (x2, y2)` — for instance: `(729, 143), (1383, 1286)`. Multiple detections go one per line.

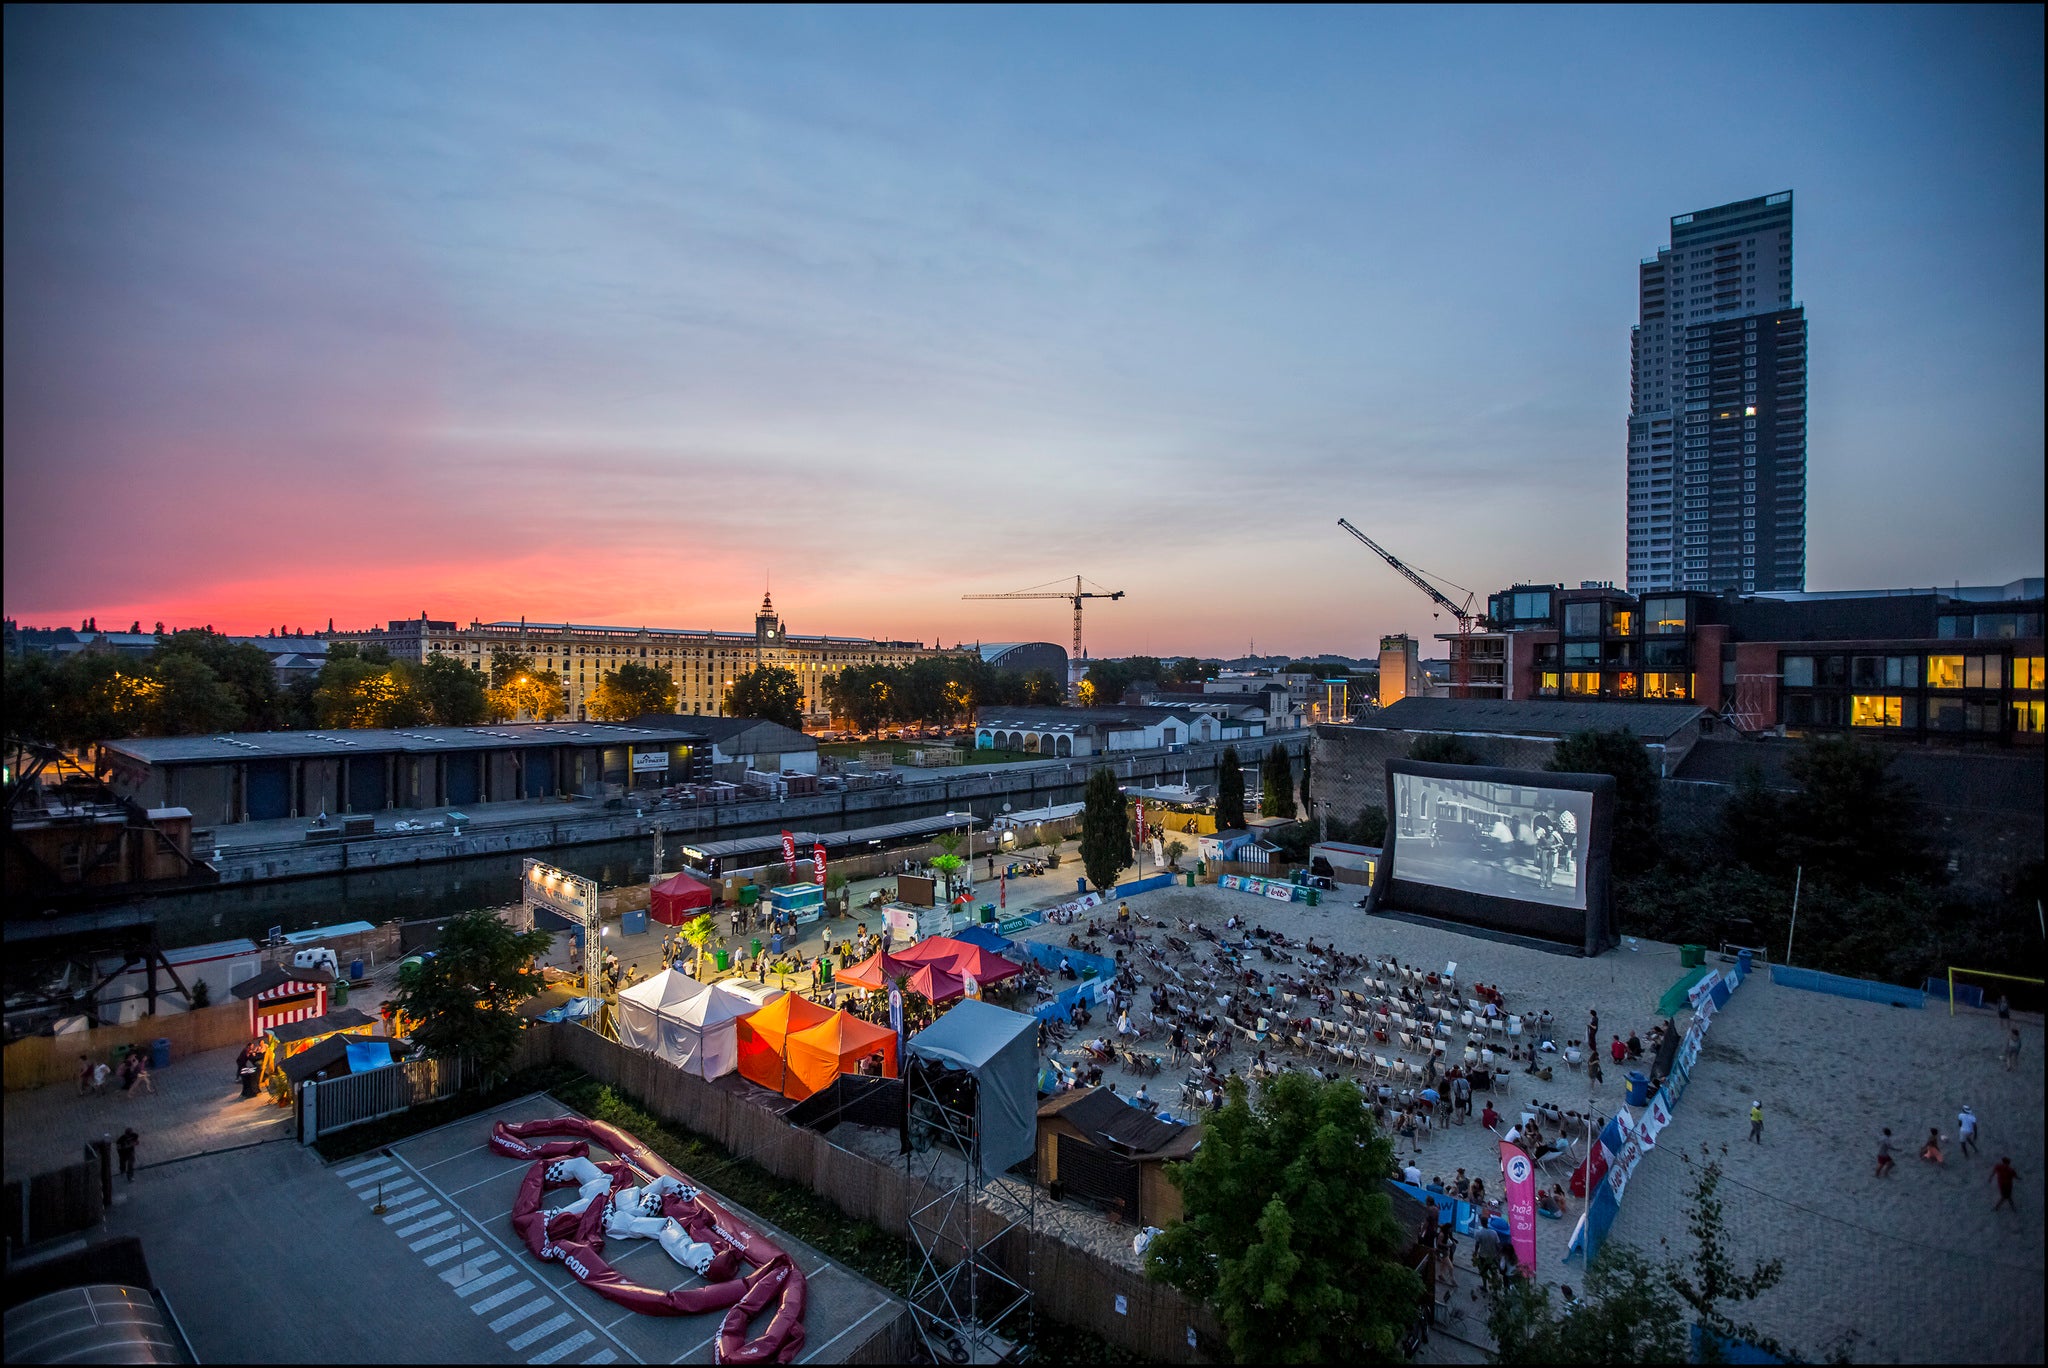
(1627, 192), (1805, 594)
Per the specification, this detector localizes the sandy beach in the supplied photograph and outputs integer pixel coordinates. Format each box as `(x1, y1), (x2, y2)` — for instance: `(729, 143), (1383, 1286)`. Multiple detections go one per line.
(1005, 879), (2044, 1365)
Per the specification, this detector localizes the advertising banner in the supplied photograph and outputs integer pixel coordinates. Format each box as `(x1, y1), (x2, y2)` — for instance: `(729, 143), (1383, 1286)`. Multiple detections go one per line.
(1502, 1142), (1538, 1273)
(1136, 798), (1146, 848)
(781, 829), (797, 870)
(630, 750), (668, 772)
(812, 842), (827, 887)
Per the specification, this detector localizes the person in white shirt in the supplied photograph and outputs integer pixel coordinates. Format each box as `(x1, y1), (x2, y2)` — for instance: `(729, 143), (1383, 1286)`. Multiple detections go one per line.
(1958, 1105), (1980, 1159)
(1404, 1162), (1423, 1187)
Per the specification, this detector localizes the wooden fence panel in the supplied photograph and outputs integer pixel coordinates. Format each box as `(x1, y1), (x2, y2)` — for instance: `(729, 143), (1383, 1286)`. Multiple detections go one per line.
(6, 1001), (259, 1091)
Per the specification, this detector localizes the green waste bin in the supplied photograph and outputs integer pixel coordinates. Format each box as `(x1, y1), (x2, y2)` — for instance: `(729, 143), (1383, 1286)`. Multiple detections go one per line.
(713, 949), (730, 972)
(750, 938), (763, 959)
(1680, 943), (1705, 968)
(1185, 871), (1195, 887)
(333, 977), (350, 1008)
(739, 884), (761, 906)
(1305, 889), (1320, 907)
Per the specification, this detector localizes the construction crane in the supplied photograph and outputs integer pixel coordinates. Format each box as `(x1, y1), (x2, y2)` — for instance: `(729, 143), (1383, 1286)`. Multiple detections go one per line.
(1336, 517), (1478, 698)
(961, 576), (1125, 692)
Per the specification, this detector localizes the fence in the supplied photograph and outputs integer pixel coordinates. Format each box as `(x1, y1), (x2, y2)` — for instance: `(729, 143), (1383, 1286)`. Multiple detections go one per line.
(6, 1148), (105, 1250)
(1769, 964), (1924, 1008)
(4, 1002), (256, 1092)
(547, 1026), (1220, 1361)
(298, 1054), (475, 1142)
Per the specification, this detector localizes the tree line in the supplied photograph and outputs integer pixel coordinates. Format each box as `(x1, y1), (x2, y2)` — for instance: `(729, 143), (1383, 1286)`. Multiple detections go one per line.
(820, 655), (1063, 733)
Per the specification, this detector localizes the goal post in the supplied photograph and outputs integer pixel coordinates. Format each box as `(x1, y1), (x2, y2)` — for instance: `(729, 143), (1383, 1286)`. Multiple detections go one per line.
(1947, 966), (2047, 1016)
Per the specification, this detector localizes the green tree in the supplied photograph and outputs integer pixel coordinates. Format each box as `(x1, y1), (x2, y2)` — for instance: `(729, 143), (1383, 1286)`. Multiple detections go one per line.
(147, 653), (245, 735)
(1664, 1160), (1791, 1361)
(679, 913), (717, 978)
(1487, 1243), (1687, 1365)
(589, 661), (679, 721)
(824, 664), (892, 733)
(1018, 669), (1065, 705)
(389, 909), (554, 1087)
(1716, 763), (1786, 873)
(723, 665), (805, 729)
(1781, 736), (1929, 887)
(2, 651), (64, 744)
(1217, 746), (1247, 831)
(414, 654), (490, 725)
(1409, 733), (1481, 765)
(1165, 657), (1218, 685)
(1079, 766), (1132, 893)
(312, 652), (395, 728)
(155, 630), (282, 729)
(1146, 1072), (1422, 1363)
(1261, 746), (1296, 819)
(1548, 728), (1663, 876)
(487, 648), (537, 689)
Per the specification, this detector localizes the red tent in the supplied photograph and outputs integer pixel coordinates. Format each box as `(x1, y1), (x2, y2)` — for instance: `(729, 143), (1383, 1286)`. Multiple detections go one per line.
(649, 872), (714, 926)
(893, 937), (1023, 986)
(832, 949), (922, 992)
(905, 962), (968, 1004)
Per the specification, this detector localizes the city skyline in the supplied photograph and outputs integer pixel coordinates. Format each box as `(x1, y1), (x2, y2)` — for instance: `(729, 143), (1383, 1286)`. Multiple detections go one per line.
(5, 7), (2042, 656)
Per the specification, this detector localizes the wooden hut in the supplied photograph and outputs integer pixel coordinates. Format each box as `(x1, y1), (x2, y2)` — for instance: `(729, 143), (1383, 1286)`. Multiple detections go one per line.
(1035, 1087), (1201, 1227)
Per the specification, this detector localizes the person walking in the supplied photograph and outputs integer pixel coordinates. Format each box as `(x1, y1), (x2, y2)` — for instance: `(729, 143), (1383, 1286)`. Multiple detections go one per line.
(1875, 1128), (1896, 1178)
(1748, 1100), (1764, 1144)
(2003, 1028), (2021, 1072)
(116, 1127), (139, 1182)
(1958, 1106), (1979, 1160)
(1990, 1156), (2018, 1211)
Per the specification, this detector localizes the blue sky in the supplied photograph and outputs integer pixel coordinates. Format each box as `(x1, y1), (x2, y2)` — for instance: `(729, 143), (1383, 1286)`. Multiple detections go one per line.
(5, 5), (2041, 655)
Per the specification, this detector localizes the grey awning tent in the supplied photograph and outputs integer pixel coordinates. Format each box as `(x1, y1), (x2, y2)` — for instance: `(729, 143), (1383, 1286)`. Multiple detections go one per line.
(905, 999), (1038, 1173)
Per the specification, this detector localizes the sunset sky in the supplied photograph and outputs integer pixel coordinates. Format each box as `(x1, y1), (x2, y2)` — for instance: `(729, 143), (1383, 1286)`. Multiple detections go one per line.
(5, 6), (2041, 659)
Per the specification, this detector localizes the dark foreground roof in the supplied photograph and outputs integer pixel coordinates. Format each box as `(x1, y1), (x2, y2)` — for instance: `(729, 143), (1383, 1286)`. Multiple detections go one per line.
(1039, 1085), (1193, 1155)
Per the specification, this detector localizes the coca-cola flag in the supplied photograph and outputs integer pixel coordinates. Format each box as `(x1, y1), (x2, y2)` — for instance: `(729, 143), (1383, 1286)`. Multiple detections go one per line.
(781, 829), (796, 875)
(812, 843), (827, 887)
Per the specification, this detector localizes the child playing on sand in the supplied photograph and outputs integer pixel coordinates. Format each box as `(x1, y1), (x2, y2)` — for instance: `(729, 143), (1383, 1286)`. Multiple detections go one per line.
(1875, 1129), (1896, 1178)
(1920, 1128), (1945, 1165)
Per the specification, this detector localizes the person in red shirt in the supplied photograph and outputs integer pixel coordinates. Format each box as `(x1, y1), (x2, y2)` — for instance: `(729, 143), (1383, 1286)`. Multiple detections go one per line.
(1990, 1157), (2018, 1212)
(1482, 1101), (1501, 1131)
(1610, 1035), (1626, 1064)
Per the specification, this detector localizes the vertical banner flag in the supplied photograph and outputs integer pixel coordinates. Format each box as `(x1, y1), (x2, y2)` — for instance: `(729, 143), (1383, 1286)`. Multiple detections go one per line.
(1136, 798), (1146, 849)
(1000, 875), (1007, 908)
(812, 842), (827, 887)
(889, 987), (904, 1036)
(1638, 1089), (1673, 1150)
(781, 829), (797, 880)
(1502, 1142), (1539, 1273)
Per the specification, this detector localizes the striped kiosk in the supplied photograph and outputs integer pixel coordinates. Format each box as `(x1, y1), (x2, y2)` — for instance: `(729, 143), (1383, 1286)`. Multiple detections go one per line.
(231, 965), (336, 1036)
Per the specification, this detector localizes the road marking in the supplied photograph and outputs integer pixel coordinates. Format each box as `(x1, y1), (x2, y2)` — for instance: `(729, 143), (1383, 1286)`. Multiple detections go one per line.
(448, 1256), (509, 1291)
(374, 1184), (426, 1206)
(419, 1141), (493, 1170)
(582, 1351), (617, 1365)
(336, 1154), (394, 1177)
(446, 1169), (515, 1198)
(383, 1199), (439, 1224)
(411, 1225), (464, 1251)
(490, 1296), (556, 1332)
(528, 1329), (594, 1363)
(422, 1242), (478, 1267)
(506, 1313), (575, 1351)
(397, 1210), (454, 1237)
(347, 1164), (401, 1187)
(471, 1280), (537, 1315)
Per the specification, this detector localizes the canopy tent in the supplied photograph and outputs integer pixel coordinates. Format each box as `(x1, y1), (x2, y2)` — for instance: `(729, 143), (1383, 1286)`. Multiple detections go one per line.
(618, 969), (755, 1078)
(907, 1000), (1039, 1172)
(832, 948), (923, 993)
(783, 1011), (899, 1101)
(894, 936), (1024, 986)
(905, 963), (968, 1004)
(735, 993), (836, 1094)
(649, 872), (716, 926)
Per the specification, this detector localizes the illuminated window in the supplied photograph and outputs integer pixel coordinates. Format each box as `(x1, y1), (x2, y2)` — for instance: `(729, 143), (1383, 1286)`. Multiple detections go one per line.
(1641, 672), (1691, 700)
(1927, 655), (1963, 690)
(1539, 672), (1560, 696)
(1563, 672), (1602, 696)
(2017, 657), (2046, 691)
(1850, 695), (1904, 728)
(1644, 598), (1688, 634)
(2013, 700), (2046, 734)
(1609, 609), (1635, 637)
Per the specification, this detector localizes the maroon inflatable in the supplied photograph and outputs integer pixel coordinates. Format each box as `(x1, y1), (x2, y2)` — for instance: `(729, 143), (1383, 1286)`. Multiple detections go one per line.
(490, 1116), (807, 1364)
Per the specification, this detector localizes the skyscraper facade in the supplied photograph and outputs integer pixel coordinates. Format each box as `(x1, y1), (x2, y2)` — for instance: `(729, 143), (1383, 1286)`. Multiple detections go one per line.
(1627, 192), (1806, 595)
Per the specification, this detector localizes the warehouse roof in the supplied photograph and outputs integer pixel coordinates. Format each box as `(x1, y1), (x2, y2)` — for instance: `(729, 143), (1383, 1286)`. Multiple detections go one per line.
(1360, 697), (1706, 742)
(104, 721), (700, 765)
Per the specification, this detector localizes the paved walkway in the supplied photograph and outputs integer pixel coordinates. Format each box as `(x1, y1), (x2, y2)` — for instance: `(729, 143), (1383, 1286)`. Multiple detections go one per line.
(3, 1038), (292, 1183)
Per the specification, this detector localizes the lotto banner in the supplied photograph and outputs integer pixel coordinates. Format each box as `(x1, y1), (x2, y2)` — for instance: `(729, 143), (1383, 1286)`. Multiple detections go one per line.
(1502, 1142), (1538, 1272)
(781, 830), (797, 872)
(812, 843), (827, 887)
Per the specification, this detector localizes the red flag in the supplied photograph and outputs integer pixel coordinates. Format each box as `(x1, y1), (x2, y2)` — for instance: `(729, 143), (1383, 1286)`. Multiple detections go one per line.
(999, 875), (1006, 909)
(781, 829), (796, 877)
(812, 842), (827, 887)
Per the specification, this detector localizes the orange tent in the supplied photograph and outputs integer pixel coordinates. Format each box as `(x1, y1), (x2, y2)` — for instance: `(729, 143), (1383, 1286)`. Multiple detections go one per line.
(734, 993), (835, 1094)
(782, 1011), (898, 1100)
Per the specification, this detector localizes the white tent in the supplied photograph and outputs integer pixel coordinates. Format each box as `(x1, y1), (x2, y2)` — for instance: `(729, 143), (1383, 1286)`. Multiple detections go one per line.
(615, 968), (758, 1079)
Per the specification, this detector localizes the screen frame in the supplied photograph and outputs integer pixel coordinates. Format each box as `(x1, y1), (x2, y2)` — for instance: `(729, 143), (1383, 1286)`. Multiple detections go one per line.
(1368, 759), (1616, 956)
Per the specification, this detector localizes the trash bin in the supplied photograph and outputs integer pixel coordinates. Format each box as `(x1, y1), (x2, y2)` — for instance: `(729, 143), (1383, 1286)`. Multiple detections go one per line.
(980, 904), (995, 923)
(1076, 878), (1087, 896)
(1737, 948), (1754, 976)
(739, 884), (761, 906)
(770, 933), (786, 955)
(713, 948), (730, 972)
(1680, 943), (1705, 968)
(151, 1038), (172, 1071)
(750, 938), (763, 959)
(1185, 871), (1195, 887)
(350, 958), (365, 981)
(1305, 889), (1320, 907)
(333, 978), (350, 1008)
(623, 910), (649, 937)
(1625, 1070), (1651, 1107)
